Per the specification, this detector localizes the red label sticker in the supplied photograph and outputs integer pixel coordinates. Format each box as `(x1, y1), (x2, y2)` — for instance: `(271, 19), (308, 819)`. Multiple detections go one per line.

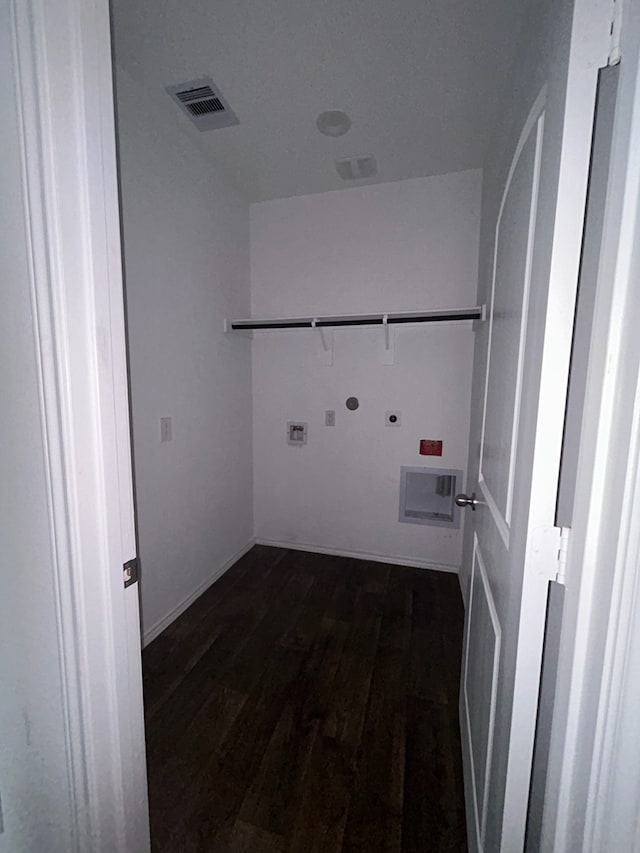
(419, 439), (443, 456)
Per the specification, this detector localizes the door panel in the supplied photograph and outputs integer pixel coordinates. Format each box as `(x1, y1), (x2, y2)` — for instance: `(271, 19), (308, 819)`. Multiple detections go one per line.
(479, 103), (545, 546)
(462, 535), (502, 845)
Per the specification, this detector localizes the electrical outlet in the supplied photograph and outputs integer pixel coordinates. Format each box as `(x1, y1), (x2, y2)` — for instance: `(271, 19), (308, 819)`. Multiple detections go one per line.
(385, 411), (401, 426)
(160, 416), (173, 442)
(325, 410), (336, 426)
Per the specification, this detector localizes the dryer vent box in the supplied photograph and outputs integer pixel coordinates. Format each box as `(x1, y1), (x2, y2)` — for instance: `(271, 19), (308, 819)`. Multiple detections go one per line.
(399, 466), (462, 528)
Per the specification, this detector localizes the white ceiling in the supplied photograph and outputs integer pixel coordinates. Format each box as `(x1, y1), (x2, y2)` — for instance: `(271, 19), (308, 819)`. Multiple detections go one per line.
(111, 0), (526, 202)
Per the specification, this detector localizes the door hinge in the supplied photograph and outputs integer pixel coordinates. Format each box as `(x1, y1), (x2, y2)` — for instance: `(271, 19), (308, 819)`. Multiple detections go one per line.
(555, 527), (571, 585)
(123, 557), (139, 588)
(530, 525), (571, 583)
(608, 0), (623, 66)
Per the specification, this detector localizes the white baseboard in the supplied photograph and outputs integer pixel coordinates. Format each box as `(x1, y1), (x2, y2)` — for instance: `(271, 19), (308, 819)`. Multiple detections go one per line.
(254, 538), (459, 574)
(142, 538), (256, 647)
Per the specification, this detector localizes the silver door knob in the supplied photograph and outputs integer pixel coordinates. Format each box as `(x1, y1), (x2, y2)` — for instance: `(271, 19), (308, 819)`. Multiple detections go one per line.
(455, 492), (479, 511)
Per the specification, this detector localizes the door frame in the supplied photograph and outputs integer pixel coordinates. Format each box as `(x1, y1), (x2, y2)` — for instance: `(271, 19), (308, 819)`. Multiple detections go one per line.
(542, 2), (640, 849)
(9, 0), (149, 849)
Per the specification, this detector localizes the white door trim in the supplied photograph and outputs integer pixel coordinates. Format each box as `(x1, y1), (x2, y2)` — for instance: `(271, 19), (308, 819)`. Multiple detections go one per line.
(542, 3), (640, 848)
(9, 0), (149, 849)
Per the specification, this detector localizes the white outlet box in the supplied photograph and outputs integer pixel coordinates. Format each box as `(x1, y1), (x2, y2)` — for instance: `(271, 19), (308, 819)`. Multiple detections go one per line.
(385, 411), (401, 427)
(325, 410), (336, 426)
(287, 421), (308, 445)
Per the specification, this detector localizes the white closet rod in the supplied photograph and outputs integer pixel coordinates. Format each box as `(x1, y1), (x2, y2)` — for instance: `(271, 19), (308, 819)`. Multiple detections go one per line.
(227, 305), (484, 331)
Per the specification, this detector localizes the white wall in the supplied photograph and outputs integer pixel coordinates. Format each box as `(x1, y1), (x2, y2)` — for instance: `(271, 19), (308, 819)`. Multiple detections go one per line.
(116, 70), (254, 643)
(251, 172), (481, 568)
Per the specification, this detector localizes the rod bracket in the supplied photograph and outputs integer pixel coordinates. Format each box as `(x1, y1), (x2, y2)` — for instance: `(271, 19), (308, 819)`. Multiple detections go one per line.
(312, 319), (331, 353)
(379, 314), (394, 365)
(382, 314), (390, 350)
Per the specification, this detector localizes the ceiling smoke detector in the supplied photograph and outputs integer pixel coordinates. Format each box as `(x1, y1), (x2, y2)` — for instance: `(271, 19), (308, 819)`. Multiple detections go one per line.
(316, 110), (352, 137)
(335, 155), (377, 181)
(166, 76), (239, 131)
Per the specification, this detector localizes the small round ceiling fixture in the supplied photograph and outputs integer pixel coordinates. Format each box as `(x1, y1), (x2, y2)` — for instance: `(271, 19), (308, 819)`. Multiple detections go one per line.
(316, 110), (352, 137)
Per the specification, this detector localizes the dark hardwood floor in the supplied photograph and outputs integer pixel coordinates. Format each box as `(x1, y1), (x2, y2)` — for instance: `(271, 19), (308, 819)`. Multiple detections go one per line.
(142, 545), (468, 852)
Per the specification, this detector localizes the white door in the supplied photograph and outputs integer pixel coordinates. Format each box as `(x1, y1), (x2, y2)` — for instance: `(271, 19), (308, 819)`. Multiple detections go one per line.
(459, 87), (550, 853)
(458, 3), (613, 850)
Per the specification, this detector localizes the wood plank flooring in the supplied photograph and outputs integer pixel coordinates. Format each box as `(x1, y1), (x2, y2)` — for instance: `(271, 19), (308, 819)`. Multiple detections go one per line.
(142, 545), (468, 852)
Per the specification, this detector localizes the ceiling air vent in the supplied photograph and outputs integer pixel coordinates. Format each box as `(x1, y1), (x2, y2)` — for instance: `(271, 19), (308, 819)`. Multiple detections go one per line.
(166, 77), (239, 131)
